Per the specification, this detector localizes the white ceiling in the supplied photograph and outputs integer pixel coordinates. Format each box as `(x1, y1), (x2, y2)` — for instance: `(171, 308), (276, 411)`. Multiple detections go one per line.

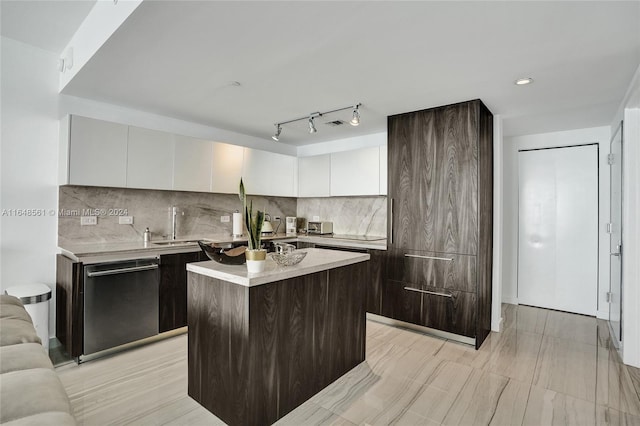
(0, 0), (96, 53)
(5, 1), (640, 146)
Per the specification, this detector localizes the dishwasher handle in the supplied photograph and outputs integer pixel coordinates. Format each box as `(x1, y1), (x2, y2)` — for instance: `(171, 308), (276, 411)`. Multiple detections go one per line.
(86, 263), (158, 278)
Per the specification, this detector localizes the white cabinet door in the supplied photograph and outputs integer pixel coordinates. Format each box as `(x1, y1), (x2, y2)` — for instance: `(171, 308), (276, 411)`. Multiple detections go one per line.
(211, 142), (244, 194)
(242, 148), (296, 197)
(330, 147), (380, 196)
(68, 116), (128, 187)
(127, 126), (174, 190)
(298, 155), (330, 197)
(379, 144), (387, 195)
(174, 135), (212, 192)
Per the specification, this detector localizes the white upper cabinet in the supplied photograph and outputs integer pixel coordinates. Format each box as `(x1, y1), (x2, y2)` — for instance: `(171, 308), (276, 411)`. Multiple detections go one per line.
(68, 116), (128, 187)
(298, 155), (330, 197)
(379, 144), (388, 196)
(242, 148), (297, 197)
(127, 126), (174, 190)
(330, 146), (381, 196)
(174, 135), (213, 192)
(211, 142), (244, 194)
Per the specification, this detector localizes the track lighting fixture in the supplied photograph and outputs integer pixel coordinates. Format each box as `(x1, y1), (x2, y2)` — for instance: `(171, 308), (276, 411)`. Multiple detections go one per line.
(270, 102), (361, 141)
(272, 124), (281, 141)
(350, 105), (360, 126)
(308, 116), (317, 134)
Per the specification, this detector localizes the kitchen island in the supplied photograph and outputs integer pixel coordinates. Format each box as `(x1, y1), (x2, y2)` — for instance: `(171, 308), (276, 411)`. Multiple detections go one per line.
(186, 248), (369, 426)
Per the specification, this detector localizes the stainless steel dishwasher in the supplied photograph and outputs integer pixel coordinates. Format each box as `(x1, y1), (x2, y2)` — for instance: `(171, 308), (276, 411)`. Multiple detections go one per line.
(83, 258), (159, 355)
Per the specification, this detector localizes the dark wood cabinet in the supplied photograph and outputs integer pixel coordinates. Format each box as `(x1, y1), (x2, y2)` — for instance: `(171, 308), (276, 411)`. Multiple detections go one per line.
(386, 99), (493, 348)
(56, 254), (84, 358)
(366, 250), (384, 315)
(159, 251), (206, 333)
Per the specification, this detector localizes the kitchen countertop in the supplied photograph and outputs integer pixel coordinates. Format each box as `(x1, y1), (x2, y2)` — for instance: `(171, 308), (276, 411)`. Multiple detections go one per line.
(59, 233), (386, 264)
(186, 247), (370, 287)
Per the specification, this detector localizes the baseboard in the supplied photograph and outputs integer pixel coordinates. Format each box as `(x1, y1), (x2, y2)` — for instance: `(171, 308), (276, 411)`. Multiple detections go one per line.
(491, 316), (504, 333)
(597, 310), (610, 320)
(502, 296), (518, 305)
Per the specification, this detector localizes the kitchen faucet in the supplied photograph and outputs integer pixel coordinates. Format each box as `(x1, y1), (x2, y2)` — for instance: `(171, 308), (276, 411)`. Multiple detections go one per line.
(171, 206), (178, 240)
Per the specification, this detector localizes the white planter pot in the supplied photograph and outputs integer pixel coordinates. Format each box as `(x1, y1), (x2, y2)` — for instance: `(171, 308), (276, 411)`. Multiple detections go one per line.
(246, 259), (266, 273)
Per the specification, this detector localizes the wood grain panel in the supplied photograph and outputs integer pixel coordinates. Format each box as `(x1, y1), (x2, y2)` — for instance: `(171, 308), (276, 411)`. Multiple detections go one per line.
(56, 254), (83, 358)
(187, 272), (251, 426)
(188, 262), (366, 426)
(159, 251), (206, 333)
(402, 250), (477, 293)
(476, 101), (493, 348)
(436, 102), (478, 255)
(420, 288), (476, 338)
(366, 250), (384, 315)
(382, 279), (422, 325)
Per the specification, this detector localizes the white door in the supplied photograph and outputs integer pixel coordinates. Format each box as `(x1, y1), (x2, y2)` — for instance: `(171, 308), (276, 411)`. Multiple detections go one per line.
(609, 122), (623, 345)
(518, 145), (599, 315)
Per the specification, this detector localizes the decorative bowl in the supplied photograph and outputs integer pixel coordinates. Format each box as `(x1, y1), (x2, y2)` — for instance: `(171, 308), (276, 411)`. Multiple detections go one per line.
(198, 241), (247, 265)
(271, 250), (307, 267)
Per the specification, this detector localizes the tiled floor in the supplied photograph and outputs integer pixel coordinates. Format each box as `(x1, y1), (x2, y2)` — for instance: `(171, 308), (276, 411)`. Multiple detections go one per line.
(56, 304), (640, 425)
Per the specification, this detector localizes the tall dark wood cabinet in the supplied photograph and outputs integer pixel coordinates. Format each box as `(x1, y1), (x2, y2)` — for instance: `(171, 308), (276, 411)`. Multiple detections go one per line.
(386, 99), (493, 349)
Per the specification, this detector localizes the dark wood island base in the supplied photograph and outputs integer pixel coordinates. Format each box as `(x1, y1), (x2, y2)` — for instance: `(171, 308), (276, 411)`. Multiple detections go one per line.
(187, 258), (367, 426)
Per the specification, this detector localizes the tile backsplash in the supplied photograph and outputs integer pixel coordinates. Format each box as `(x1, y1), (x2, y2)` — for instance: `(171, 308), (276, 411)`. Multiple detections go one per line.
(58, 186), (387, 244)
(296, 196), (387, 237)
(58, 186), (296, 244)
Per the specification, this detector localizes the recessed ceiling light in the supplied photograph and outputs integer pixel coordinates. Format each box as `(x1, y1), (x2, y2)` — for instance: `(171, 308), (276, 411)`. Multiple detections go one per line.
(515, 77), (533, 86)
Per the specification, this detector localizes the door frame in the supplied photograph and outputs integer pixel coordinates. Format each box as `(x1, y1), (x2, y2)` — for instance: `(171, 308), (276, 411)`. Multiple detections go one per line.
(609, 120), (624, 347)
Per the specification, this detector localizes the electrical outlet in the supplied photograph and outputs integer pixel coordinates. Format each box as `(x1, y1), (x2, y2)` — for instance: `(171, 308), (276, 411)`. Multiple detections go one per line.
(221, 215), (230, 223)
(118, 216), (134, 225)
(80, 216), (97, 226)
(312, 215), (320, 221)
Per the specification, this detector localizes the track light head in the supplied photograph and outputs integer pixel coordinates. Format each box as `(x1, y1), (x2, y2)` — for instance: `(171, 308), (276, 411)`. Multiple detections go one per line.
(272, 124), (281, 141)
(350, 105), (360, 126)
(308, 116), (317, 134)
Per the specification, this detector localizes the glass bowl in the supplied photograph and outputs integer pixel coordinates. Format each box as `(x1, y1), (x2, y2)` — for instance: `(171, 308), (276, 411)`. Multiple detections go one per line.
(271, 251), (307, 267)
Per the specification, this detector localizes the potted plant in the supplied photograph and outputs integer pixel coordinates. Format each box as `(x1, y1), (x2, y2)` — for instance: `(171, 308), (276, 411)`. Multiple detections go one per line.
(239, 178), (266, 273)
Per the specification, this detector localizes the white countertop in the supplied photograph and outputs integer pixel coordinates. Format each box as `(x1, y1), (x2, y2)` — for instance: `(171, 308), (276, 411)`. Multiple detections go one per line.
(186, 248), (370, 287)
(59, 233), (386, 263)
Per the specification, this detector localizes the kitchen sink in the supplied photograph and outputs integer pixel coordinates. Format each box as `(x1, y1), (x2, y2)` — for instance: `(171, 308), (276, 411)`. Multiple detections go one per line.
(152, 240), (201, 246)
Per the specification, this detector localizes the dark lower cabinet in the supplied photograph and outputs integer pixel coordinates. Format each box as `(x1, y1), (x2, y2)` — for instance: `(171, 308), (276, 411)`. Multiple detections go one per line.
(421, 289), (476, 338)
(159, 251), (207, 333)
(366, 250), (384, 315)
(382, 279), (422, 325)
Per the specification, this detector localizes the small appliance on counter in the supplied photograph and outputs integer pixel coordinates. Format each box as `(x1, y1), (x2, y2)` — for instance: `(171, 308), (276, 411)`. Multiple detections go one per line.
(307, 221), (333, 235)
(285, 217), (297, 235)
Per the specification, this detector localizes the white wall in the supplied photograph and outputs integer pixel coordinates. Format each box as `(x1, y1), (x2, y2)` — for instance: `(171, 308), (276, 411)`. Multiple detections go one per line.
(611, 64), (640, 367)
(297, 132), (386, 157)
(1, 37), (60, 336)
(502, 126), (612, 319)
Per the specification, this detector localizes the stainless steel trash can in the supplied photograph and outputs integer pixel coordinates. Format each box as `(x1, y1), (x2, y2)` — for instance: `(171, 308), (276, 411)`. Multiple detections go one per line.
(5, 284), (52, 349)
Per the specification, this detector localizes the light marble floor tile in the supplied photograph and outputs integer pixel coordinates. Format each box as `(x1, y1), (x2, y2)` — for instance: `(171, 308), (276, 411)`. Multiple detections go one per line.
(544, 309), (599, 346)
(533, 335), (598, 402)
(441, 368), (510, 426)
(489, 378), (532, 426)
(314, 370), (424, 425)
(523, 385), (596, 426)
(404, 361), (474, 423)
(483, 326), (543, 383)
(54, 308), (640, 426)
(366, 341), (447, 385)
(597, 344), (640, 417)
(503, 303), (548, 334)
(596, 404), (640, 426)
(275, 401), (356, 426)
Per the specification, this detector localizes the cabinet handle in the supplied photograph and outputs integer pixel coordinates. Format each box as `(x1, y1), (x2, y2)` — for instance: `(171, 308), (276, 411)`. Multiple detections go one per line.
(403, 286), (453, 298)
(404, 254), (453, 261)
(389, 198), (394, 245)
